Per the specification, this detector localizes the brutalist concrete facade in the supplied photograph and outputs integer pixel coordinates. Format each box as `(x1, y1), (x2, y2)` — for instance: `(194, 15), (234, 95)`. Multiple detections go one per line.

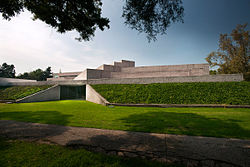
(73, 60), (210, 80)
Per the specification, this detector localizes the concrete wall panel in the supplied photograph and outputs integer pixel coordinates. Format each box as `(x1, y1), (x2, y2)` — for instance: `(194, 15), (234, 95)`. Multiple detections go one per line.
(86, 84), (108, 105)
(17, 85), (60, 103)
(0, 78), (37, 86)
(74, 70), (87, 80)
(0, 74), (243, 87)
(111, 71), (191, 78)
(88, 74), (243, 85)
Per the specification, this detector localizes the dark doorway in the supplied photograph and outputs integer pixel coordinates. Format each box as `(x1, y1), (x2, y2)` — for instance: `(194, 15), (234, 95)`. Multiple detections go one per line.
(60, 85), (86, 100)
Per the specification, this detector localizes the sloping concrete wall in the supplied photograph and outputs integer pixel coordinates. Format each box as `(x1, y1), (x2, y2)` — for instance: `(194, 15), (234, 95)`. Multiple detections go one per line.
(86, 84), (108, 105)
(1, 80), (87, 86)
(74, 70), (87, 80)
(17, 85), (60, 103)
(0, 77), (37, 86)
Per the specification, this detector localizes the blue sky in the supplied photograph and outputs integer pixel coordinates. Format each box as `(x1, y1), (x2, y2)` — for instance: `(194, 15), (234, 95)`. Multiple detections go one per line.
(0, 0), (249, 74)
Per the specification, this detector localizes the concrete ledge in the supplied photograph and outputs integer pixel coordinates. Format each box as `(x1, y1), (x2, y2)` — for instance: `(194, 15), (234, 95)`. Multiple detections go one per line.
(87, 74), (244, 85)
(1, 74), (244, 86)
(0, 77), (37, 86)
(0, 80), (87, 86)
(107, 103), (250, 108)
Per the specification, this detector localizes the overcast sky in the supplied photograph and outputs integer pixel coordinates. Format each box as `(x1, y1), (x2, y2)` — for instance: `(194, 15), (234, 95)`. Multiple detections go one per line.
(0, 0), (249, 74)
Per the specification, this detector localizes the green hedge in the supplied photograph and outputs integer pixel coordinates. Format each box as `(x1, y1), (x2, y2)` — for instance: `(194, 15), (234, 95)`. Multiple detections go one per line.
(0, 85), (52, 100)
(92, 82), (250, 105)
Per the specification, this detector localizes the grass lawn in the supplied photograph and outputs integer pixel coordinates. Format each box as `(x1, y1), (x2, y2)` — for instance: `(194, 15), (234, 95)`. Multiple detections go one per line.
(0, 100), (250, 139)
(0, 85), (52, 100)
(0, 137), (171, 167)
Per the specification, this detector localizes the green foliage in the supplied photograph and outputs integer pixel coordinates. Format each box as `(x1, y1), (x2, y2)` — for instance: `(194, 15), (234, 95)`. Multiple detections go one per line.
(122, 0), (184, 41)
(0, 138), (170, 167)
(92, 82), (250, 105)
(206, 24), (250, 77)
(244, 72), (250, 81)
(0, 0), (109, 41)
(0, 100), (250, 139)
(0, 85), (52, 100)
(209, 70), (217, 75)
(17, 66), (52, 81)
(0, 0), (184, 42)
(0, 62), (15, 78)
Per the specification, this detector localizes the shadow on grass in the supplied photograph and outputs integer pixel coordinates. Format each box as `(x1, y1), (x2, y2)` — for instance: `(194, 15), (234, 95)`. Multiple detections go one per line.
(0, 110), (72, 166)
(0, 110), (72, 141)
(118, 111), (250, 139)
(66, 134), (173, 167)
(0, 110), (71, 125)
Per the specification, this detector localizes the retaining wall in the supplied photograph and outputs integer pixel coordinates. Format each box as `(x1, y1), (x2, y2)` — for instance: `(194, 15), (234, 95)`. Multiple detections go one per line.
(87, 74), (244, 85)
(0, 77), (37, 86)
(17, 85), (60, 103)
(1, 74), (244, 87)
(111, 64), (209, 79)
(86, 84), (109, 105)
(0, 80), (87, 86)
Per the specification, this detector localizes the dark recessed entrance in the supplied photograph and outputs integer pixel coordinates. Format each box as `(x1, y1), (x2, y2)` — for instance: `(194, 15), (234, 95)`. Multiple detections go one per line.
(60, 85), (86, 100)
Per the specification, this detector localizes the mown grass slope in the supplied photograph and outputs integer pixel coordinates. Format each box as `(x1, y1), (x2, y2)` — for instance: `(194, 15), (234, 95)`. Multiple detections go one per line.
(0, 101), (250, 139)
(92, 82), (250, 105)
(0, 85), (52, 100)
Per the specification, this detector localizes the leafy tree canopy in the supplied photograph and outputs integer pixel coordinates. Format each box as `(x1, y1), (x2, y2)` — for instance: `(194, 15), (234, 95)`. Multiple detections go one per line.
(0, 0), (110, 41)
(206, 24), (250, 80)
(122, 0), (184, 41)
(17, 66), (52, 81)
(0, 63), (16, 78)
(0, 0), (184, 42)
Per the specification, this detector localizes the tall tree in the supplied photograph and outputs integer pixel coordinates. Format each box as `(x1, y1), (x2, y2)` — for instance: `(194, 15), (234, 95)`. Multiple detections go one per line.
(206, 24), (250, 79)
(17, 66), (53, 81)
(0, 63), (16, 78)
(0, 0), (184, 42)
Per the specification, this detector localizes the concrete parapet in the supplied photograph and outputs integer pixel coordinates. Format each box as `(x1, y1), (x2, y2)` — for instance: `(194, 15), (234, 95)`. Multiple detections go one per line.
(0, 77), (37, 86)
(117, 64), (209, 78)
(111, 71), (191, 78)
(79, 60), (135, 80)
(121, 64), (209, 72)
(0, 80), (87, 86)
(97, 64), (121, 72)
(0, 74), (243, 87)
(87, 74), (243, 85)
(17, 85), (60, 103)
(84, 63), (209, 80)
(86, 84), (109, 105)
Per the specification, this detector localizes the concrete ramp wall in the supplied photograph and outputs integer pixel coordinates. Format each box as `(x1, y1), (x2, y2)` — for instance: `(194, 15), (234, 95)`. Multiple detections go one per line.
(17, 85), (60, 103)
(86, 84), (108, 105)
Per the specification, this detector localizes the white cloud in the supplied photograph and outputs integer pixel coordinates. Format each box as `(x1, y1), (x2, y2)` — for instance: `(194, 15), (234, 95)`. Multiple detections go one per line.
(0, 11), (114, 74)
